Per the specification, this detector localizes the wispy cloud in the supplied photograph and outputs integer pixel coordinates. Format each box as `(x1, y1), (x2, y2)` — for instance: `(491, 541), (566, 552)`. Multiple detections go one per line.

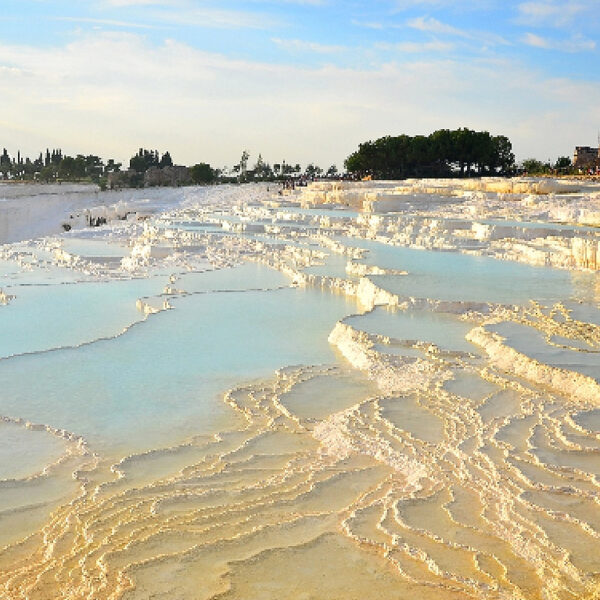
(522, 32), (596, 51)
(271, 0), (327, 4)
(96, 0), (279, 30)
(407, 15), (510, 46)
(351, 19), (386, 30)
(101, 0), (176, 6)
(392, 0), (496, 10)
(151, 7), (280, 29)
(392, 0), (451, 10)
(376, 40), (454, 53)
(516, 1), (589, 27)
(407, 16), (467, 36)
(353, 14), (508, 49)
(272, 38), (346, 53)
(55, 16), (160, 30)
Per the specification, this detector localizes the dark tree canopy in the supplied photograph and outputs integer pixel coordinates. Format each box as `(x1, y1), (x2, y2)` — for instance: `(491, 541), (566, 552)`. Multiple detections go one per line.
(130, 148), (160, 173)
(189, 162), (215, 184)
(345, 128), (515, 179)
(159, 151), (173, 168)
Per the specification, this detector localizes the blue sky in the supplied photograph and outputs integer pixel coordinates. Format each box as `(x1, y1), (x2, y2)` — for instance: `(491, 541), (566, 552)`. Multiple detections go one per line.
(0, 0), (599, 169)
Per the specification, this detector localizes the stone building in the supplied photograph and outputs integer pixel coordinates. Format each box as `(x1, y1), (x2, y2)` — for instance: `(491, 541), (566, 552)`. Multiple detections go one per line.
(144, 165), (190, 187)
(107, 169), (141, 189)
(573, 146), (600, 169)
(107, 166), (191, 189)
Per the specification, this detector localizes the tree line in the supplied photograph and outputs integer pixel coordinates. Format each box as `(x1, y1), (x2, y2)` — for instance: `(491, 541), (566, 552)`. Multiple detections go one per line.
(0, 146), (339, 188)
(345, 128), (515, 179)
(0, 147), (201, 188)
(521, 156), (576, 175)
(225, 150), (338, 183)
(0, 147), (122, 185)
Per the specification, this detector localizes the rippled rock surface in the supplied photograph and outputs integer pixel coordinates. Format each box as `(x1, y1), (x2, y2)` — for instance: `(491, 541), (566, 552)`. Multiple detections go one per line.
(0, 179), (600, 600)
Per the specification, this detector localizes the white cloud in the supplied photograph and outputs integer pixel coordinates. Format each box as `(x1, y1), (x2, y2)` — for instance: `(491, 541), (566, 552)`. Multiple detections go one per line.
(406, 15), (510, 46)
(407, 16), (466, 36)
(393, 0), (450, 9)
(516, 1), (589, 27)
(523, 32), (596, 51)
(270, 0), (327, 4)
(96, 0), (279, 29)
(523, 32), (551, 48)
(0, 32), (598, 168)
(151, 7), (280, 29)
(101, 0), (176, 6)
(351, 19), (385, 30)
(376, 40), (455, 53)
(272, 37), (345, 53)
(391, 0), (495, 11)
(353, 14), (508, 48)
(55, 16), (160, 29)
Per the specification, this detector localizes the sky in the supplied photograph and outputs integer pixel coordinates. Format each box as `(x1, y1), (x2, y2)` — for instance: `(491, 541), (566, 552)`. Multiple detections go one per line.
(0, 0), (599, 170)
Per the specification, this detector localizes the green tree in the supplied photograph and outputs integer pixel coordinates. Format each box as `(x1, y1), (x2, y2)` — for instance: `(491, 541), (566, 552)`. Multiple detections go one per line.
(130, 148), (159, 173)
(58, 156), (77, 180)
(105, 159), (122, 173)
(281, 162), (294, 176)
(522, 158), (547, 174)
(84, 155), (104, 180)
(492, 136), (515, 174)
(159, 151), (173, 168)
(190, 163), (215, 184)
(305, 163), (322, 177)
(39, 164), (57, 182)
(345, 128), (515, 179)
(253, 154), (273, 179)
(0, 148), (10, 179)
(555, 156), (572, 171)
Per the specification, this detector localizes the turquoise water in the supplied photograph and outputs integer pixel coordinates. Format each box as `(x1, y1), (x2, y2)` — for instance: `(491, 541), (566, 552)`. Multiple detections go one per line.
(177, 262), (290, 293)
(491, 321), (600, 381)
(0, 276), (167, 357)
(0, 421), (67, 481)
(0, 281), (354, 456)
(0, 259), (86, 285)
(62, 237), (130, 257)
(346, 307), (476, 353)
(303, 254), (350, 280)
(340, 237), (587, 305)
(279, 371), (376, 421)
(564, 301), (600, 326)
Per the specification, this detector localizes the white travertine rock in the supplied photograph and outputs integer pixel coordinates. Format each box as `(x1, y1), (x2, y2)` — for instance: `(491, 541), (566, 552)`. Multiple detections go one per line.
(363, 193), (410, 213)
(355, 277), (400, 310)
(53, 248), (79, 266)
(121, 243), (152, 271)
(313, 408), (428, 492)
(328, 321), (450, 395)
(467, 325), (600, 403)
(345, 261), (405, 277)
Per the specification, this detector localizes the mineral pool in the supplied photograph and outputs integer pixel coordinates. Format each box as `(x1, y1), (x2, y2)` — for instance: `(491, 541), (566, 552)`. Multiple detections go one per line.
(1, 179), (600, 600)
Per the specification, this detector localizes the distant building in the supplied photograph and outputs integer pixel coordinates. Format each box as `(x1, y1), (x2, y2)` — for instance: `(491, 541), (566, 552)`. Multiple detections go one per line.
(107, 165), (191, 189)
(144, 165), (190, 187)
(573, 146), (600, 169)
(107, 169), (139, 189)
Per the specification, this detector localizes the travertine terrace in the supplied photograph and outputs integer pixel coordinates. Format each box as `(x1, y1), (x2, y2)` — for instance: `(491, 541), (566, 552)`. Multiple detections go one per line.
(0, 178), (599, 600)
